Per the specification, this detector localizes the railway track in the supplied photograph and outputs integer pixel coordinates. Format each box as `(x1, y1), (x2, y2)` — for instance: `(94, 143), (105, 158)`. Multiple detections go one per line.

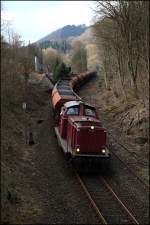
(108, 132), (149, 189)
(80, 88), (149, 189)
(75, 172), (140, 224)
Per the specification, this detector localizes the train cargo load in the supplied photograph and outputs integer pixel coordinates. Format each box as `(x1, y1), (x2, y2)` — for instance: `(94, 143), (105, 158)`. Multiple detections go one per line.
(51, 79), (80, 123)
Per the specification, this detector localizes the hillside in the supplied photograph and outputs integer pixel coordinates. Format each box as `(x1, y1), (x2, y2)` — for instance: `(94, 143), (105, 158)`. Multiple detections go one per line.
(35, 24), (88, 44)
(68, 27), (95, 45)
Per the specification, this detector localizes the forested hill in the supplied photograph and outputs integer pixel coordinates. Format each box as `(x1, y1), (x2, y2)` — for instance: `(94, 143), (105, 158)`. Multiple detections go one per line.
(35, 24), (87, 44)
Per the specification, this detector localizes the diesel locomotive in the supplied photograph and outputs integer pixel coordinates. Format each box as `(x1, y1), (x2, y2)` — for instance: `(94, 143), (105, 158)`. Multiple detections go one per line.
(51, 71), (110, 170)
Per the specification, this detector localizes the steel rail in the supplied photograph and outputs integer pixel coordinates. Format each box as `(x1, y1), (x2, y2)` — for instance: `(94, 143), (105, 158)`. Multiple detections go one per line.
(76, 171), (140, 224)
(108, 134), (149, 189)
(108, 132), (148, 165)
(75, 171), (107, 224)
(99, 176), (139, 224)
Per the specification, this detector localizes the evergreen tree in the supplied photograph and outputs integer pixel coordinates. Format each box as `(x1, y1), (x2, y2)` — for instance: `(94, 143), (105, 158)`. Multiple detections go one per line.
(53, 61), (71, 83)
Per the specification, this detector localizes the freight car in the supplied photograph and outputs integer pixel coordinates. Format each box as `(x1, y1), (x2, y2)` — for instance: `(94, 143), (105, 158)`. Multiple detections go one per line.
(52, 71), (110, 171)
(52, 78), (81, 123)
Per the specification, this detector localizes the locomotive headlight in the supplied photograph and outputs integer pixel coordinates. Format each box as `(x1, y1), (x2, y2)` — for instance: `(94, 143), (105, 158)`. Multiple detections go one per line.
(102, 149), (106, 154)
(76, 148), (80, 153)
(91, 126), (94, 130)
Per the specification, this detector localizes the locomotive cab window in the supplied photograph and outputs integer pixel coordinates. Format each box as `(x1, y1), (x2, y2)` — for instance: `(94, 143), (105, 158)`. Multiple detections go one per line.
(85, 107), (96, 117)
(66, 106), (79, 115)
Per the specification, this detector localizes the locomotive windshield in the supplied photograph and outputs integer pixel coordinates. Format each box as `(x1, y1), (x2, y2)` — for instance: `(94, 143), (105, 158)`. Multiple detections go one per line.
(85, 107), (96, 117)
(67, 106), (79, 115)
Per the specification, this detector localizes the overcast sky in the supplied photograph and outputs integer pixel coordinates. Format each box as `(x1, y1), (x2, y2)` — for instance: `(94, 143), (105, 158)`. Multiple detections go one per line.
(2, 1), (95, 44)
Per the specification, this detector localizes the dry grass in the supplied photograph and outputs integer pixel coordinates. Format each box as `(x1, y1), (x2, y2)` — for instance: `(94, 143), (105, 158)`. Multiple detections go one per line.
(1, 75), (45, 224)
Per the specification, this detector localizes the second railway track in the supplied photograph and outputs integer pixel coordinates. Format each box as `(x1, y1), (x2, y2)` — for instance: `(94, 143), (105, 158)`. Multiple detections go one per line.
(75, 171), (142, 224)
(108, 132), (149, 189)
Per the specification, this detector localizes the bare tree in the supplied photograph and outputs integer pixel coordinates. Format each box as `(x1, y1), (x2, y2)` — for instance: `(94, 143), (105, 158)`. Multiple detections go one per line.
(43, 48), (62, 72)
(70, 40), (87, 73)
(92, 1), (149, 99)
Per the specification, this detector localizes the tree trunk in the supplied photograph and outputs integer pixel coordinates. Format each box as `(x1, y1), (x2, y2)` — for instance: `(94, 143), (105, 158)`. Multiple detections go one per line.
(117, 51), (127, 101)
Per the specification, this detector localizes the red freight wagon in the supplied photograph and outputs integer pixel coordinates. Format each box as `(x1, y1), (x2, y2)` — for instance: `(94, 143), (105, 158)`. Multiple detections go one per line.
(51, 80), (81, 123)
(69, 76), (79, 89)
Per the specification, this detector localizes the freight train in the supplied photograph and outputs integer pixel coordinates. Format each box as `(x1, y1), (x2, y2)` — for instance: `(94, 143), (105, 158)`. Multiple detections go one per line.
(51, 71), (110, 171)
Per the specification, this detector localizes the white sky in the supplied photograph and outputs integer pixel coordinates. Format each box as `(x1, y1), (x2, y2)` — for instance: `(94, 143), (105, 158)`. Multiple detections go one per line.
(2, 1), (95, 44)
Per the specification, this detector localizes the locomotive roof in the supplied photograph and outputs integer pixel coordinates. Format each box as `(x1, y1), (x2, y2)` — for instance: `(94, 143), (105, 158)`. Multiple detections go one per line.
(64, 100), (83, 108)
(64, 100), (95, 109)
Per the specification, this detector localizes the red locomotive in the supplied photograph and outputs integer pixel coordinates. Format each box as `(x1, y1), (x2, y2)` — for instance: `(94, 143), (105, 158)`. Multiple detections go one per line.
(52, 71), (110, 170)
